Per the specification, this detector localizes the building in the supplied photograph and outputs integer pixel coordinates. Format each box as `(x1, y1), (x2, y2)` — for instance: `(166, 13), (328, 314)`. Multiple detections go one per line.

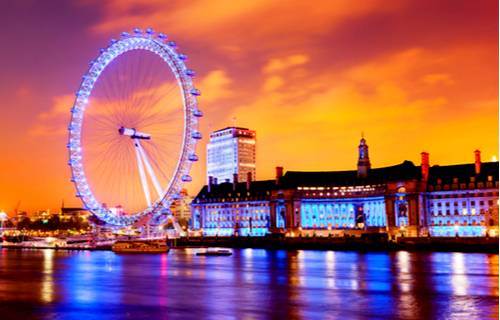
(191, 174), (274, 236)
(206, 127), (256, 184)
(423, 151), (499, 237)
(170, 188), (192, 226)
(192, 137), (499, 237)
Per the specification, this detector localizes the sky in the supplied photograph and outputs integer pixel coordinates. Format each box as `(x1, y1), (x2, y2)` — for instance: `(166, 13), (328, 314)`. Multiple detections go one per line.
(0, 0), (498, 214)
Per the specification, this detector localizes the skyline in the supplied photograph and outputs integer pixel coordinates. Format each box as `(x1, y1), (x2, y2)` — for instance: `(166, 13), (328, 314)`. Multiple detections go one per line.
(0, 0), (498, 214)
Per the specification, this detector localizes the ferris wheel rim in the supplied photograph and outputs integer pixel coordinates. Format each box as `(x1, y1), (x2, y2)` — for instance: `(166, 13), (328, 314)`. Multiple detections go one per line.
(67, 29), (202, 226)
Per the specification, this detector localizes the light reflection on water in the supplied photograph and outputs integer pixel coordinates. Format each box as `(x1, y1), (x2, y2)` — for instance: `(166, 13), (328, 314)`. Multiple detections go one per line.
(41, 249), (54, 303)
(0, 249), (497, 319)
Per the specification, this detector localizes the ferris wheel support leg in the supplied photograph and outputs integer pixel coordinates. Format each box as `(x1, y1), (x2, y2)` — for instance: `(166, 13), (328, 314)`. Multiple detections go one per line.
(133, 139), (152, 207)
(136, 140), (163, 198)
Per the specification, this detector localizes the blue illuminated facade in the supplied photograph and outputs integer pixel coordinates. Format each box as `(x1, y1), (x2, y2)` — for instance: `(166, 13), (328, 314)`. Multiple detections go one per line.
(299, 197), (386, 229)
(191, 180), (274, 236)
(192, 137), (498, 237)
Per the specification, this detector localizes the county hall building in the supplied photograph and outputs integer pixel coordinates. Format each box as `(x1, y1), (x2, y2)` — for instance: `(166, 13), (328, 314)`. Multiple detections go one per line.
(191, 136), (499, 237)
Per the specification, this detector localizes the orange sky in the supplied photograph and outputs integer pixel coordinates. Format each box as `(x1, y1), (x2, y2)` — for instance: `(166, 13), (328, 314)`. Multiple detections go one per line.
(0, 0), (498, 215)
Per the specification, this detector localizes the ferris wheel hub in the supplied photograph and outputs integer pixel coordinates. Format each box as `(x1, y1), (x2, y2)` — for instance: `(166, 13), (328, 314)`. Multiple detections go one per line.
(118, 126), (151, 140)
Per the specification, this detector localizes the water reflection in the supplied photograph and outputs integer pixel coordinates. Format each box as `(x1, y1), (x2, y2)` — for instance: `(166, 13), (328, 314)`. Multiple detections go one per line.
(0, 249), (497, 319)
(41, 249), (54, 303)
(451, 252), (468, 296)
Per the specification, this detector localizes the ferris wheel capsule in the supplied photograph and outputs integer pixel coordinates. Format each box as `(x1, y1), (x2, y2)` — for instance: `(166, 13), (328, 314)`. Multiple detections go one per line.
(192, 131), (202, 139)
(190, 88), (201, 96)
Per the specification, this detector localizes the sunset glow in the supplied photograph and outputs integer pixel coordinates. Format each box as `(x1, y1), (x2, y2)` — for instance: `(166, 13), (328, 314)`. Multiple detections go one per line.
(0, 0), (497, 214)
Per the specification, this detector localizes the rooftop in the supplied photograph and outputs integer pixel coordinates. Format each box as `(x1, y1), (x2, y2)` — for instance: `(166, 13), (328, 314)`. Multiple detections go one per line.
(282, 160), (421, 187)
(212, 126), (251, 134)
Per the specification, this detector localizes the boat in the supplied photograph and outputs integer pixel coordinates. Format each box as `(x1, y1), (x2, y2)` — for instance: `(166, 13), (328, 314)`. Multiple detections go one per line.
(112, 240), (170, 253)
(196, 249), (232, 256)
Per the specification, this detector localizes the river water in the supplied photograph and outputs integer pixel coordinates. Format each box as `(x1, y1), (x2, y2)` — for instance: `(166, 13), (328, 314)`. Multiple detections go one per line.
(0, 248), (497, 319)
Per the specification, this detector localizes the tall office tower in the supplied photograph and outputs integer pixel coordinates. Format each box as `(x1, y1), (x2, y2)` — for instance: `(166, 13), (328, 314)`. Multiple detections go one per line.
(207, 127), (256, 183)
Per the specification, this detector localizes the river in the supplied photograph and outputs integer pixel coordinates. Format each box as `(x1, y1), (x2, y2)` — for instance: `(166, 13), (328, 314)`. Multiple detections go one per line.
(0, 248), (497, 319)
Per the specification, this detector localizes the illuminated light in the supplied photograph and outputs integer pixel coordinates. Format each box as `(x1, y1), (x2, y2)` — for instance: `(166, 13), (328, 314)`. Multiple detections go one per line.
(451, 253), (468, 296)
(492, 155), (498, 162)
(191, 131), (202, 139)
(41, 249), (54, 303)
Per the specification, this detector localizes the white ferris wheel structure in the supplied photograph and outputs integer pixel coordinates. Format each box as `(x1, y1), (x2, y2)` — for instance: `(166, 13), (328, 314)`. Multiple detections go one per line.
(67, 28), (202, 227)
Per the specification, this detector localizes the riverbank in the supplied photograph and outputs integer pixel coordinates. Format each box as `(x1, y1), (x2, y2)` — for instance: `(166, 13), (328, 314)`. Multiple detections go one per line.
(2, 236), (498, 253)
(173, 236), (499, 253)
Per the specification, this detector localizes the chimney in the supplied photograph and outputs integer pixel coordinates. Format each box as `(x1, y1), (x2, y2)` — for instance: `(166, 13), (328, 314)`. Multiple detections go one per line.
(233, 173), (238, 191)
(475, 150), (481, 175)
(421, 152), (429, 181)
(213, 177), (218, 185)
(208, 176), (213, 193)
(276, 166), (283, 185)
(246, 171), (252, 190)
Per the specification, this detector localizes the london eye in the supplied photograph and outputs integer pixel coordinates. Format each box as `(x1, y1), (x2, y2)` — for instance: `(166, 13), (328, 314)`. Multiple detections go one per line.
(67, 28), (202, 226)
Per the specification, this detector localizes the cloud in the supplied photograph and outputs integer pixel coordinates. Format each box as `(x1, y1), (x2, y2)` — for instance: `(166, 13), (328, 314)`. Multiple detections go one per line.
(225, 47), (469, 174)
(88, 0), (400, 52)
(197, 70), (233, 103)
(262, 54), (309, 74)
(421, 73), (454, 86)
(262, 75), (284, 92)
(29, 95), (74, 137)
(38, 94), (74, 120)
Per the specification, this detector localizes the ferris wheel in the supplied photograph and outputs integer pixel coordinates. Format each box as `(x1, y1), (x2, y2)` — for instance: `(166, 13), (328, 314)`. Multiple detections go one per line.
(67, 28), (202, 226)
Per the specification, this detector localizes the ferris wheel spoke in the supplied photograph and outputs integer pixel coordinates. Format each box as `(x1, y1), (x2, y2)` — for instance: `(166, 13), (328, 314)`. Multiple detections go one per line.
(134, 80), (178, 116)
(136, 82), (177, 122)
